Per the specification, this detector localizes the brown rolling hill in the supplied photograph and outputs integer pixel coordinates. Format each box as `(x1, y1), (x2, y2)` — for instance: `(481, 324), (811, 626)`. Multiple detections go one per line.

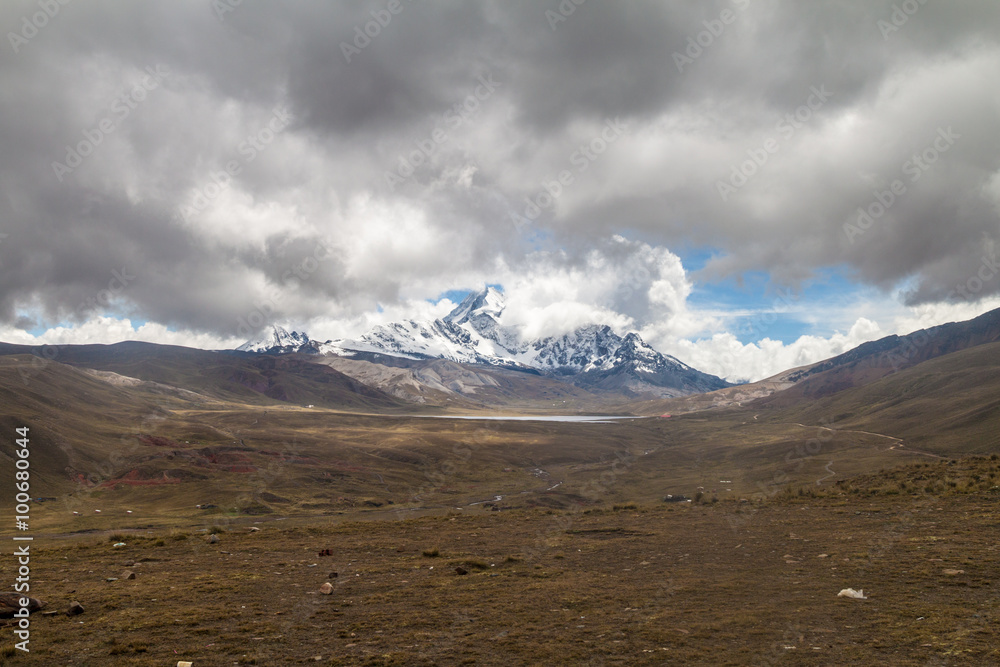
(762, 339), (1000, 455)
(754, 306), (1000, 409)
(633, 306), (1000, 417)
(0, 341), (407, 412)
(0, 355), (188, 494)
(627, 364), (811, 416)
(316, 354), (627, 412)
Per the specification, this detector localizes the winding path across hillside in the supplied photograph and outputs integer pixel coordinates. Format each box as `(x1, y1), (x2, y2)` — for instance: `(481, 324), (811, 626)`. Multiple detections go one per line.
(788, 423), (946, 459)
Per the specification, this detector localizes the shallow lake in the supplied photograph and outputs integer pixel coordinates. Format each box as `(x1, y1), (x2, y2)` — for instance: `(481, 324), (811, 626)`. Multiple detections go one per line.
(407, 415), (643, 423)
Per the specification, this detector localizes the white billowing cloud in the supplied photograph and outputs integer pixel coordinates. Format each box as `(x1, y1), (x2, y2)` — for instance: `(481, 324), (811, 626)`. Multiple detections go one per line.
(1, 317), (243, 350)
(659, 291), (1000, 383)
(890, 296), (1000, 336)
(335, 193), (478, 289)
(180, 189), (310, 250)
(498, 236), (708, 340)
(9, 232), (1000, 385)
(666, 318), (885, 383)
(305, 297), (460, 343)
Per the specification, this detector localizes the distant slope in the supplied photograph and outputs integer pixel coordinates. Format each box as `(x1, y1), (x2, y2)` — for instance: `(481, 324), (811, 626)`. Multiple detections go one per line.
(0, 356), (178, 494)
(0, 341), (406, 412)
(765, 341), (1000, 455)
(756, 307), (1000, 409)
(316, 354), (624, 410)
(628, 306), (1000, 418)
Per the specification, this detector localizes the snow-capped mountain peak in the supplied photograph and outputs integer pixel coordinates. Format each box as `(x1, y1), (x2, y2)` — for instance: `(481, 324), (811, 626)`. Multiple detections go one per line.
(236, 325), (310, 353)
(232, 287), (731, 397)
(444, 286), (506, 324)
(613, 332), (691, 374)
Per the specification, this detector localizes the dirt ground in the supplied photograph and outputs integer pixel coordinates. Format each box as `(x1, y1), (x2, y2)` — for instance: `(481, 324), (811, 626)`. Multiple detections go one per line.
(4, 468), (998, 666)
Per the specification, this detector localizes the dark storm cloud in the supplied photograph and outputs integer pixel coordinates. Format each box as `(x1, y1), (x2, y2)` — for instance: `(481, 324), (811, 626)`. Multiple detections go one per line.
(1, 0), (999, 340)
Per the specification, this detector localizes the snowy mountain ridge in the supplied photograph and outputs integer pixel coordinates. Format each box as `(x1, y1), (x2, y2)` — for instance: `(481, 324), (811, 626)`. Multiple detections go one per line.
(236, 325), (311, 353)
(234, 287), (730, 397)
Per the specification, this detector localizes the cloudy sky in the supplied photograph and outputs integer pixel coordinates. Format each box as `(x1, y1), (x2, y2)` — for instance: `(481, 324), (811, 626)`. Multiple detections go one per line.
(2, 0), (1000, 382)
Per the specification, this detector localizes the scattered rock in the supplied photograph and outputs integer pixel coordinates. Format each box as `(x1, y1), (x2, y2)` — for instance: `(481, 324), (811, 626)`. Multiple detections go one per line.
(124, 561), (135, 567)
(818, 554), (829, 559)
(106, 577), (119, 582)
(0, 593), (46, 618)
(455, 567), (468, 575)
(112, 542), (126, 548)
(329, 572), (338, 579)
(249, 527), (260, 532)
(319, 582), (334, 595)
(207, 534), (220, 544)
(122, 570), (136, 580)
(837, 588), (867, 599)
(177, 662), (194, 667)
(318, 548), (332, 557)
(943, 569), (965, 576)
(67, 601), (84, 616)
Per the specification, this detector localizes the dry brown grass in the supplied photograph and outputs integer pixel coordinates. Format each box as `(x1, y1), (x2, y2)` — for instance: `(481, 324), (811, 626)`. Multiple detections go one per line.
(6, 459), (1000, 665)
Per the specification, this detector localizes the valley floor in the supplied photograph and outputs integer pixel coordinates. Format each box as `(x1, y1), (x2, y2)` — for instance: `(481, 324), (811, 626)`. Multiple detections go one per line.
(6, 484), (999, 666)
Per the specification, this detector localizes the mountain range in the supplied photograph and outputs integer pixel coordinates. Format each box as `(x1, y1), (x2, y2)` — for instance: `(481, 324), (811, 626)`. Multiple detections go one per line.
(2, 303), (998, 501)
(236, 287), (731, 399)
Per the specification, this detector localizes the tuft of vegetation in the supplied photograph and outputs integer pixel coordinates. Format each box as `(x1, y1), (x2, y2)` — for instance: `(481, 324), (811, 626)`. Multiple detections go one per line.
(454, 559), (490, 570)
